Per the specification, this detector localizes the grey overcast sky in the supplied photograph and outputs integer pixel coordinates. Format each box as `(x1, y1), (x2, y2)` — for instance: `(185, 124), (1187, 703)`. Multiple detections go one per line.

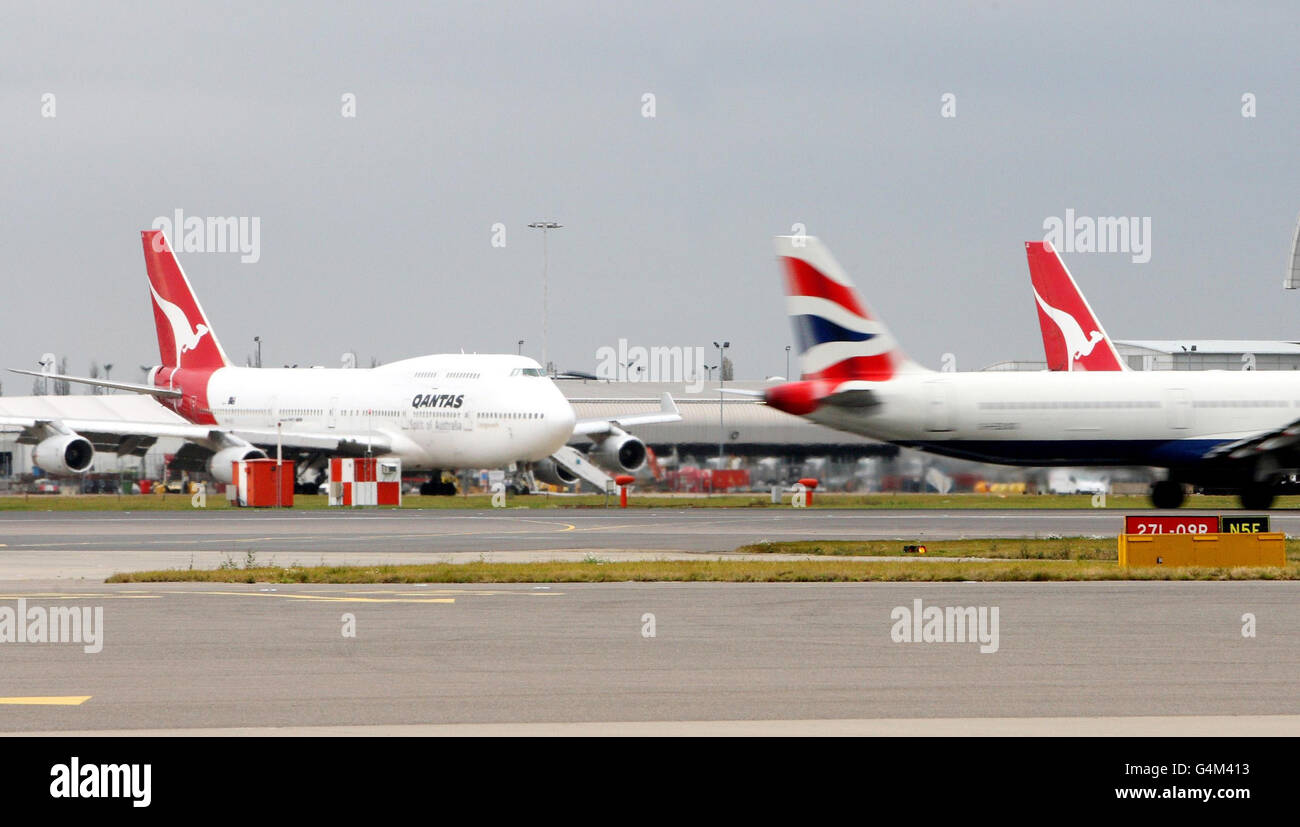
(2, 1), (1298, 384)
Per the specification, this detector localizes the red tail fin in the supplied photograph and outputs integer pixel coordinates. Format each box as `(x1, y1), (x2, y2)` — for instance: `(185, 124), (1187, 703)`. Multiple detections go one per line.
(141, 230), (230, 370)
(1024, 241), (1125, 372)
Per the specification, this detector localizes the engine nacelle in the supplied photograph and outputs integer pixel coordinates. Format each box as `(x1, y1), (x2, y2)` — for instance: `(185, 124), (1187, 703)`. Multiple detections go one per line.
(589, 432), (647, 472)
(33, 434), (95, 474)
(533, 458), (578, 486)
(207, 446), (268, 484)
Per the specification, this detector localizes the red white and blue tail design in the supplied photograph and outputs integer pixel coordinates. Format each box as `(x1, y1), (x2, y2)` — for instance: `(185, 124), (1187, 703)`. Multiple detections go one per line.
(776, 236), (917, 381)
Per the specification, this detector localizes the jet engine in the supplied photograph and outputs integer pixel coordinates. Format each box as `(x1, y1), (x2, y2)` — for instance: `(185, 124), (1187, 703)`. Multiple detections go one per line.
(533, 458), (578, 486)
(207, 446), (268, 484)
(589, 432), (647, 472)
(33, 434), (94, 474)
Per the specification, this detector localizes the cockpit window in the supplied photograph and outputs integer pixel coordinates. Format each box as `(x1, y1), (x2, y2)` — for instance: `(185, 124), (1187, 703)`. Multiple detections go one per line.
(511, 368), (545, 377)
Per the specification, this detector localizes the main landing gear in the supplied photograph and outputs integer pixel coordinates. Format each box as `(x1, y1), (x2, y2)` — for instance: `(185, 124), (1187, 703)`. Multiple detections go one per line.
(1152, 479), (1278, 510)
(1238, 483), (1276, 511)
(419, 473), (458, 496)
(1149, 480), (1186, 509)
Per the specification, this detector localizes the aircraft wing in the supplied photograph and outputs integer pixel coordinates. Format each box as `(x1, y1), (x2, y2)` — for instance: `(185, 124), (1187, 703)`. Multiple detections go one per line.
(572, 392), (681, 437)
(1202, 419), (1300, 461)
(0, 415), (392, 456)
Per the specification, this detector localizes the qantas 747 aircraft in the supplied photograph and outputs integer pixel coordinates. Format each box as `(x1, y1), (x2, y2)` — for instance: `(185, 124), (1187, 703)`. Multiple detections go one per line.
(755, 235), (1300, 509)
(2, 231), (679, 494)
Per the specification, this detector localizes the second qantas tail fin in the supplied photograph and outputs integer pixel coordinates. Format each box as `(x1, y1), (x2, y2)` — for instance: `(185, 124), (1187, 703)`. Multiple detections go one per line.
(775, 236), (925, 382)
(141, 230), (231, 370)
(1024, 241), (1125, 372)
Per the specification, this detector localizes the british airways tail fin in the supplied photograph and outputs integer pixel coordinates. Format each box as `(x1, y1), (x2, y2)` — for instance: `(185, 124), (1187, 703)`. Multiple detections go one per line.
(775, 236), (927, 382)
(141, 230), (231, 370)
(1024, 241), (1125, 372)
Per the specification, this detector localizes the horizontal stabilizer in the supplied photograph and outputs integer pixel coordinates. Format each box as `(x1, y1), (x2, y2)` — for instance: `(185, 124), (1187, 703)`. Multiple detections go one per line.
(7, 368), (182, 398)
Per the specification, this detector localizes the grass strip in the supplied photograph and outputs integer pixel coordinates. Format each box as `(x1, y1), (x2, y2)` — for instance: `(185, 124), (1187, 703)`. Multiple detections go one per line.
(107, 558), (1300, 584)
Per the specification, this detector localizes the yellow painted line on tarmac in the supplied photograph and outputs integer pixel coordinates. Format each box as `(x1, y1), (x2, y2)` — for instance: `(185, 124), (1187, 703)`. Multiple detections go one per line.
(568, 522), (660, 533)
(0, 593), (159, 600)
(189, 591), (454, 604)
(518, 519), (576, 532)
(344, 589), (564, 597)
(0, 696), (91, 706)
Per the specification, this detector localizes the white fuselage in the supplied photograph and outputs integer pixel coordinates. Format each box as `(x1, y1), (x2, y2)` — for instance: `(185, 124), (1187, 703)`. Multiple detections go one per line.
(809, 370), (1300, 469)
(196, 354), (576, 470)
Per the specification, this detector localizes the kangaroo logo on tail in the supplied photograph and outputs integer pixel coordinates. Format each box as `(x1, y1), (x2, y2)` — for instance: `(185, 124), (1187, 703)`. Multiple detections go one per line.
(1032, 287), (1103, 370)
(149, 282), (210, 367)
(1024, 241), (1124, 372)
(141, 230), (230, 370)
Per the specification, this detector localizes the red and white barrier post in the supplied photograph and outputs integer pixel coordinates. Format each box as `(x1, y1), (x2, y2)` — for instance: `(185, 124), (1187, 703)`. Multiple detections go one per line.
(616, 474), (635, 508)
(798, 477), (819, 506)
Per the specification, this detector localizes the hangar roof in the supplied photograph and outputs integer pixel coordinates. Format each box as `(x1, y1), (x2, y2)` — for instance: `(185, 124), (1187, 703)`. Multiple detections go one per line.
(1116, 340), (1300, 355)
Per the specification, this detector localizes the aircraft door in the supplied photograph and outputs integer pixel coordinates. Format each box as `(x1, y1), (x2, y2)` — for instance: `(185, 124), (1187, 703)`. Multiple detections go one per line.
(924, 381), (956, 433)
(1164, 388), (1192, 430)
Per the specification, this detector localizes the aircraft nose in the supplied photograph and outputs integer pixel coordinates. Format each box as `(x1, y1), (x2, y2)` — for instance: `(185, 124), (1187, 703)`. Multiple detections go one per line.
(549, 389), (577, 442)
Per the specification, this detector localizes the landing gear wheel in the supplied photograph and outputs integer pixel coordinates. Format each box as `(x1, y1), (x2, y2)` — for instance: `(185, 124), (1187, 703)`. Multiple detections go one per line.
(1150, 480), (1186, 509)
(1239, 484), (1276, 511)
(419, 480), (457, 496)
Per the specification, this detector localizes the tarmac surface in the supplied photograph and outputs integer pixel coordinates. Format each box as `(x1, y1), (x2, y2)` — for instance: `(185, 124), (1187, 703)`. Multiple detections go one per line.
(3, 507), (1297, 580)
(0, 580), (1296, 734)
(2, 508), (1296, 735)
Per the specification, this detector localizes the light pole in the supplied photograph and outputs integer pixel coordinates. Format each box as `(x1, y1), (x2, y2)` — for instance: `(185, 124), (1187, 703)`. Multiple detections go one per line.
(37, 356), (53, 396)
(253, 336), (262, 368)
(104, 363), (113, 394)
(517, 339), (524, 356)
(275, 417), (303, 507)
(713, 340), (729, 468)
(784, 346), (791, 380)
(527, 221), (563, 374)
